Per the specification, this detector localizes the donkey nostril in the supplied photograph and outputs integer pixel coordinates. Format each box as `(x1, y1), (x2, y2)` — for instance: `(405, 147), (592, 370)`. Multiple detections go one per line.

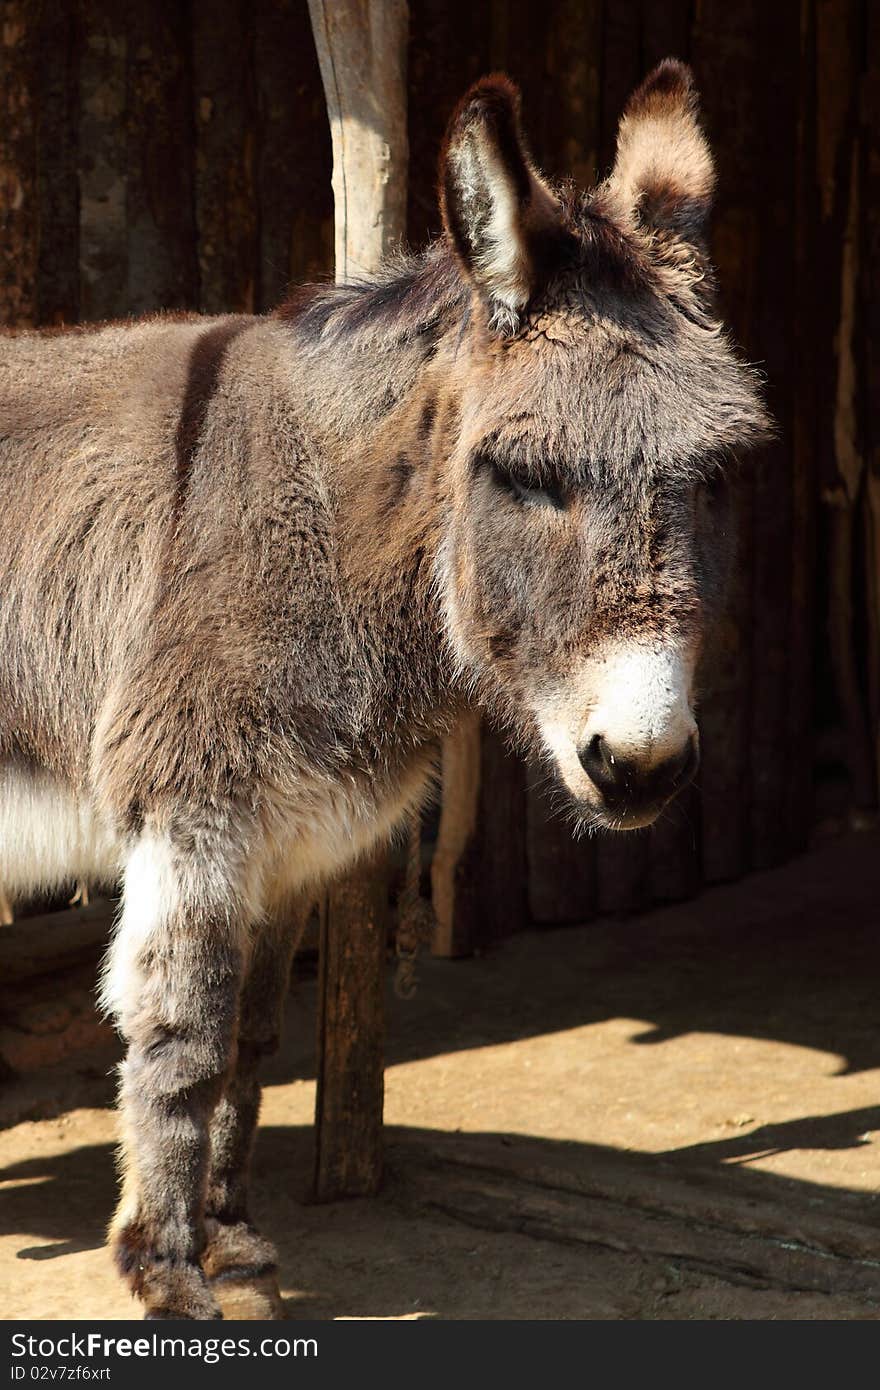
(578, 733), (626, 799)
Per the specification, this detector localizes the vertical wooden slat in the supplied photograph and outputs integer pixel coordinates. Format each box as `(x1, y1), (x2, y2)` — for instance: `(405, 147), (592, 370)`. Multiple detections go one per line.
(691, 0), (760, 883)
(863, 0), (880, 797)
(747, 0), (800, 869)
(784, 0), (820, 848)
(308, 0), (408, 283)
(125, 0), (198, 314)
(431, 711), (482, 958)
(475, 731), (528, 946)
(490, 1), (547, 165)
(432, 722), (528, 954)
(78, 0), (127, 322)
(253, 0), (332, 310)
(526, 765), (597, 925)
(407, 0), (491, 246)
(541, 0), (601, 189)
(192, 0), (258, 314)
(313, 863), (386, 1201)
(0, 0), (37, 326)
(598, 0), (640, 175)
(814, 0), (873, 811)
(35, 2), (79, 325)
(640, 0), (690, 69)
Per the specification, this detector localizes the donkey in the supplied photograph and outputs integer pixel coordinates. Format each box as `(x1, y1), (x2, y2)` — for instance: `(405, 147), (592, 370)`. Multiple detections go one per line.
(0, 61), (768, 1318)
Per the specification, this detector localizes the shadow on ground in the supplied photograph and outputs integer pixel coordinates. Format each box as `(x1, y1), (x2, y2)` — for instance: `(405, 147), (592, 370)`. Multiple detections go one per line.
(2, 1107), (880, 1319)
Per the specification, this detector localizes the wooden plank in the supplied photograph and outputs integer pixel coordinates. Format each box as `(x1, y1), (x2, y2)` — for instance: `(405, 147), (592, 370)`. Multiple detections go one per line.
(125, 0), (198, 314)
(489, 1), (547, 167)
(648, 784), (700, 905)
(540, 0), (601, 190)
(407, 0), (491, 246)
(640, 0), (690, 69)
(313, 862), (386, 1201)
(786, 0), (820, 848)
(34, 0), (79, 325)
(0, 899), (114, 983)
(863, 0), (880, 798)
(432, 721), (529, 953)
(431, 712), (483, 958)
(476, 730), (528, 945)
(691, 0), (760, 883)
(307, 0), (408, 282)
(396, 1130), (880, 1299)
(814, 0), (873, 811)
(253, 0), (333, 309)
(526, 762), (596, 925)
(747, 1), (800, 869)
(0, 0), (38, 326)
(78, 0), (127, 323)
(598, 0), (640, 176)
(192, 0), (258, 313)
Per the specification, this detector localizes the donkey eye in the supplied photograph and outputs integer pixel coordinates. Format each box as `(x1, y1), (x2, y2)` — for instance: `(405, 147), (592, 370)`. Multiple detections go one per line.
(492, 463), (566, 511)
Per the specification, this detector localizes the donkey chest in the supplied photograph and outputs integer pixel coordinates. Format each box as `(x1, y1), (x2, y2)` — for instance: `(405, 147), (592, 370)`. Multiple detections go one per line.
(263, 745), (437, 896)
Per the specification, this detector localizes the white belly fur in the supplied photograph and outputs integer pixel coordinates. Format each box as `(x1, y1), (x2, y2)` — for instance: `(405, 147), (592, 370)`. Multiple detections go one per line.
(0, 764), (124, 897)
(0, 750), (437, 908)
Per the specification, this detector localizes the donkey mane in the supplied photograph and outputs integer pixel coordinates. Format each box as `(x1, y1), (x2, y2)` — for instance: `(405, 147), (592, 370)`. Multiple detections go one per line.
(275, 243), (470, 348)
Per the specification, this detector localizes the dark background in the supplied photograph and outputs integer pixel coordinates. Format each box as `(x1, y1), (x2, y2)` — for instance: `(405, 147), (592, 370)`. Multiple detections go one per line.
(1, 0), (877, 927)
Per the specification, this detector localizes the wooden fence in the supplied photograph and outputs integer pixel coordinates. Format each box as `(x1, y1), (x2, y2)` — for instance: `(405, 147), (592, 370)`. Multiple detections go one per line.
(1, 0), (877, 946)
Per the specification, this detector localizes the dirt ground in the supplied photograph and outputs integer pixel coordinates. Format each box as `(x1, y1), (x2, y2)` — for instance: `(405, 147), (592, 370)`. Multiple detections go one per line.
(2, 828), (880, 1321)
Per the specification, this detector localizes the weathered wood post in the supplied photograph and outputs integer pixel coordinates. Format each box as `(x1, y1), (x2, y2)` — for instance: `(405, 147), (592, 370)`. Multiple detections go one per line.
(307, 0), (408, 1200)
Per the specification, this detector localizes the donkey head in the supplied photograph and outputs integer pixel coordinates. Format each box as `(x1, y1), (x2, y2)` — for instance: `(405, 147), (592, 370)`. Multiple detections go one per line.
(434, 61), (769, 830)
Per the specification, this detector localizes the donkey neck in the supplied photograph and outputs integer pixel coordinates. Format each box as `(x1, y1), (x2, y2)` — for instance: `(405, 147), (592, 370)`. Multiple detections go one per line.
(278, 251), (471, 736)
(332, 367), (464, 739)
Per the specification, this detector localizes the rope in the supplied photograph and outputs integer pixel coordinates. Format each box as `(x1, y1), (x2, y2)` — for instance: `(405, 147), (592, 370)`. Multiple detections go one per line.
(393, 809), (437, 999)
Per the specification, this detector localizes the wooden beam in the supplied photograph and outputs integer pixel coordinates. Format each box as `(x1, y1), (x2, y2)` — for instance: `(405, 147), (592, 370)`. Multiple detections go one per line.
(691, 0), (760, 883)
(313, 863), (386, 1201)
(307, 0), (408, 281)
(0, 0), (38, 327)
(192, 0), (258, 314)
(254, 0), (333, 308)
(432, 718), (528, 954)
(307, 0), (408, 1200)
(0, 899), (114, 982)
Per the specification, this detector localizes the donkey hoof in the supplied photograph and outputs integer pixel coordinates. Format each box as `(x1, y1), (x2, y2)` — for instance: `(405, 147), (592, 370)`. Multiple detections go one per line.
(210, 1270), (284, 1321)
(126, 1260), (222, 1320)
(139, 1267), (223, 1321)
(203, 1220), (284, 1320)
(144, 1306), (223, 1322)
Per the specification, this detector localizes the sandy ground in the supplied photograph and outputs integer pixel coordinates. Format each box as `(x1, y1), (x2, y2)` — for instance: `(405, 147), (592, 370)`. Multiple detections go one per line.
(2, 829), (879, 1321)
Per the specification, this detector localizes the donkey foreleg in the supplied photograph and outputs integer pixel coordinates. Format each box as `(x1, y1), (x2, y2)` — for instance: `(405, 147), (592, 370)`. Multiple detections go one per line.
(203, 897), (307, 1319)
(103, 826), (253, 1320)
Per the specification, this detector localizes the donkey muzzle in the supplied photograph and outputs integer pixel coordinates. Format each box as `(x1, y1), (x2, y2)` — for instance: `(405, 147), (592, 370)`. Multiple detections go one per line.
(577, 730), (699, 824)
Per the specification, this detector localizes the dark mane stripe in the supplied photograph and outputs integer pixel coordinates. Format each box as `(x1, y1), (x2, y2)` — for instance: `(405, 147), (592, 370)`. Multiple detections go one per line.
(174, 316), (251, 500)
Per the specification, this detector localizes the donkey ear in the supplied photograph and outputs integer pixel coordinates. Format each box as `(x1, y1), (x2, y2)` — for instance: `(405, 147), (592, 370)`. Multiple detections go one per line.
(440, 75), (560, 335)
(608, 59), (714, 244)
